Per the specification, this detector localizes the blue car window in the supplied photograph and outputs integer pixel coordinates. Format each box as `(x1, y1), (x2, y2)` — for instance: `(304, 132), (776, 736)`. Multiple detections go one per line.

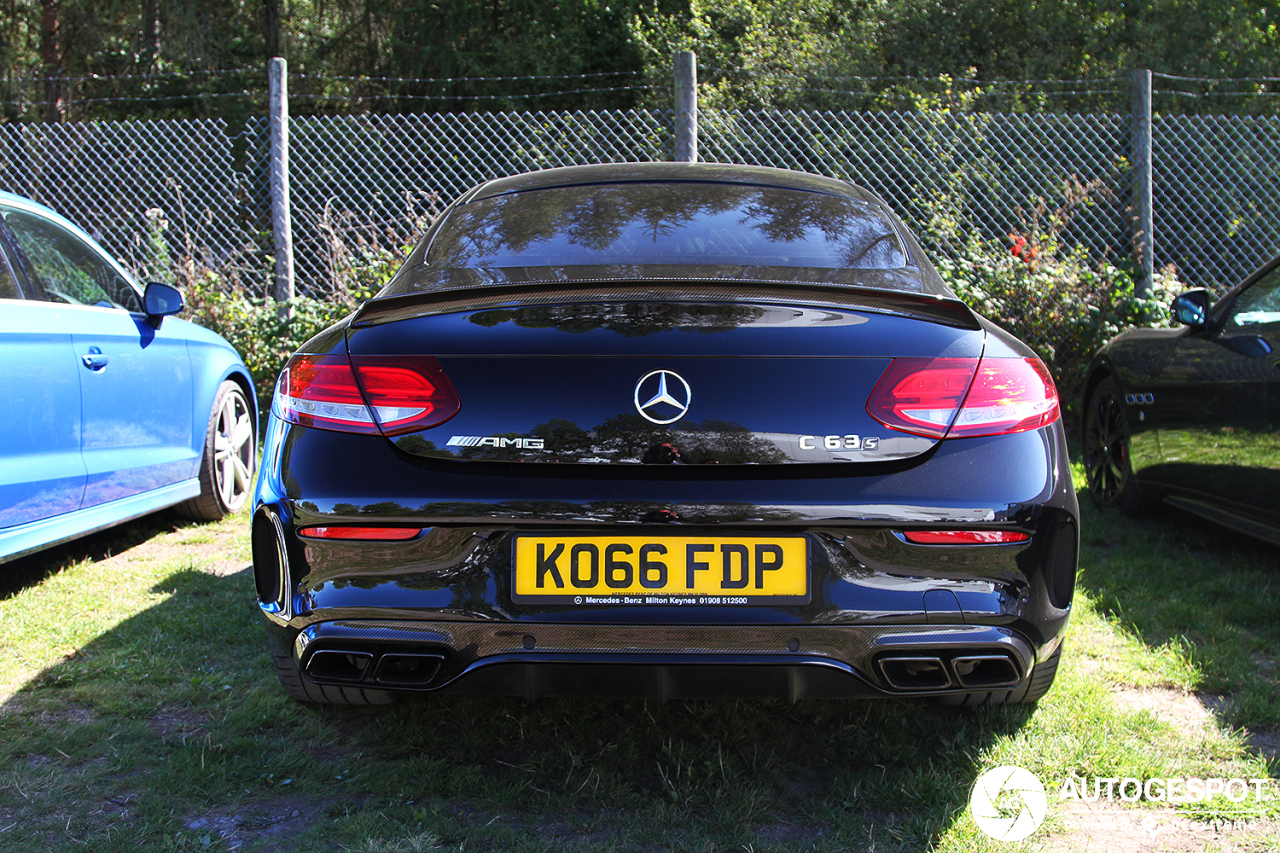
(1227, 266), (1280, 329)
(0, 251), (17, 299)
(2, 209), (141, 312)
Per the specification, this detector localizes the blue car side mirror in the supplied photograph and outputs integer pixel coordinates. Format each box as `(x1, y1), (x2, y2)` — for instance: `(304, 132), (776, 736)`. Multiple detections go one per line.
(1171, 289), (1211, 328)
(143, 281), (184, 323)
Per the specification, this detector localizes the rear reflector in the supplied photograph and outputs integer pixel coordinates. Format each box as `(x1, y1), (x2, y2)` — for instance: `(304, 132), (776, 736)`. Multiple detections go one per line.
(298, 526), (423, 541)
(902, 530), (1030, 545)
(866, 356), (1059, 438)
(274, 353), (460, 435)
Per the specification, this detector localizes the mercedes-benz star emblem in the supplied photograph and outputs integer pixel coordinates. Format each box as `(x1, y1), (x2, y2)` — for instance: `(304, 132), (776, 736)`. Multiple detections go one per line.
(634, 369), (692, 425)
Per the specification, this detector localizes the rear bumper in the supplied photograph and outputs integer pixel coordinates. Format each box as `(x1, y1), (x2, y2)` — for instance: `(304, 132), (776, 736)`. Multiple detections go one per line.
(281, 619), (1041, 701)
(252, 416), (1078, 701)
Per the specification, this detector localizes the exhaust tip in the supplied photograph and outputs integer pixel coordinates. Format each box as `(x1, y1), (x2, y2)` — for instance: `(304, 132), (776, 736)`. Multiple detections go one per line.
(251, 509), (289, 615)
(374, 653), (445, 686)
(307, 649), (374, 683)
(878, 656), (951, 690)
(952, 655), (1020, 688)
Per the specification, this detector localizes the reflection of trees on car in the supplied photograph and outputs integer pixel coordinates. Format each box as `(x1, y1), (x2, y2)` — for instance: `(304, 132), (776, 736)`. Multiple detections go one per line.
(427, 183), (906, 271)
(469, 303), (767, 337)
(532, 419), (594, 456)
(3, 210), (138, 310)
(681, 418), (789, 465)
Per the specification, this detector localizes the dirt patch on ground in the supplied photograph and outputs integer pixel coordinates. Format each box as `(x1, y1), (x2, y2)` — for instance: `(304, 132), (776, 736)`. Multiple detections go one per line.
(149, 520), (251, 578)
(1110, 686), (1219, 737)
(1110, 685), (1278, 769)
(1038, 685), (1278, 852)
(1246, 729), (1279, 766)
(148, 708), (215, 745)
(1041, 801), (1277, 853)
(182, 794), (338, 852)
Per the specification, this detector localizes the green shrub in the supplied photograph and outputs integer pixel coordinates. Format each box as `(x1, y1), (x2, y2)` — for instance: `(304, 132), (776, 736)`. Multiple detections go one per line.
(937, 237), (1183, 424)
(182, 273), (370, 417)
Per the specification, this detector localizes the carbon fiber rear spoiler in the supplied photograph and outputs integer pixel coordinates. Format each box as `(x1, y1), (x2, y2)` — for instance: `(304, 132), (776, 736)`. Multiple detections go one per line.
(352, 280), (980, 331)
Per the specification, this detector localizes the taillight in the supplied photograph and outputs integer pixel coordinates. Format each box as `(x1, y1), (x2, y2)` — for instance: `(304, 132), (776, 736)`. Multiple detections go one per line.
(350, 355), (461, 435)
(273, 354), (460, 435)
(902, 530), (1030, 545)
(865, 358), (977, 438)
(866, 356), (1058, 439)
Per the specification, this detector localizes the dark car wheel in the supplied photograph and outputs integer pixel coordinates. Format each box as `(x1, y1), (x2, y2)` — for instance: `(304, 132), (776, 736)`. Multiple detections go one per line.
(938, 644), (1062, 707)
(1083, 377), (1157, 515)
(177, 380), (256, 522)
(267, 638), (397, 705)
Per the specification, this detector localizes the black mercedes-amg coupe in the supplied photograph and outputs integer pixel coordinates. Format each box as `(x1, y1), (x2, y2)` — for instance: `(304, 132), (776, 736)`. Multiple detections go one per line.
(1083, 253), (1280, 542)
(252, 163), (1078, 707)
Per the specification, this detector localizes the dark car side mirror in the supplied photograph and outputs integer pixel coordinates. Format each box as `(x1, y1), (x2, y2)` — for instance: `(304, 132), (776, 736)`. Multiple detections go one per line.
(143, 282), (184, 325)
(1171, 289), (1211, 329)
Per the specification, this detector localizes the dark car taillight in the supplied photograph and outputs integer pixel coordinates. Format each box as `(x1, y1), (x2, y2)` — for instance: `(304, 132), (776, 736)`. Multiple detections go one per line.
(867, 356), (1059, 438)
(274, 354), (460, 435)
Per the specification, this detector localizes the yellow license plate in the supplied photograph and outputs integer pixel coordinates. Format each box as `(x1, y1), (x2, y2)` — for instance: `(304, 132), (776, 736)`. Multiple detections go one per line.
(511, 535), (809, 605)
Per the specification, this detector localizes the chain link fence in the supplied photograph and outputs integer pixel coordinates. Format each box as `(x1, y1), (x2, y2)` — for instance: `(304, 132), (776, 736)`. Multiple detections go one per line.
(1153, 114), (1280, 289)
(272, 110), (676, 298)
(0, 118), (265, 287)
(4, 98), (1280, 400)
(699, 109), (1134, 261)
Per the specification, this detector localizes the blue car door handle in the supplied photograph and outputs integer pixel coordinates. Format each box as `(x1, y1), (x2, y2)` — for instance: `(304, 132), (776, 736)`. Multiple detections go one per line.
(82, 346), (109, 370)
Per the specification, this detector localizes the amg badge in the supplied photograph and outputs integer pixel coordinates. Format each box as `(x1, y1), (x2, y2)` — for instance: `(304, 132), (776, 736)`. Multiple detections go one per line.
(447, 436), (546, 449)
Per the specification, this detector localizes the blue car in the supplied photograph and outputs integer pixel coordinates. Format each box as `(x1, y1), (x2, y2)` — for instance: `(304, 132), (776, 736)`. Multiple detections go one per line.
(0, 192), (256, 564)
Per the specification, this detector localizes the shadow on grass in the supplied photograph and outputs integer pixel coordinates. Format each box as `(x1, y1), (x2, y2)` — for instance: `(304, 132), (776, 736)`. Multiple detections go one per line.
(0, 510), (199, 602)
(1074, 486), (1280, 755)
(0, 526), (1038, 852)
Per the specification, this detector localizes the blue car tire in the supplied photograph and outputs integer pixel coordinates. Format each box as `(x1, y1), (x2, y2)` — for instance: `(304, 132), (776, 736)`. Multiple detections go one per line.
(178, 380), (255, 521)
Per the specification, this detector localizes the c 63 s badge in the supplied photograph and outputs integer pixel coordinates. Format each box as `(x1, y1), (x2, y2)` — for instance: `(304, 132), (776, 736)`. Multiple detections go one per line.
(448, 435), (545, 449)
(799, 434), (880, 451)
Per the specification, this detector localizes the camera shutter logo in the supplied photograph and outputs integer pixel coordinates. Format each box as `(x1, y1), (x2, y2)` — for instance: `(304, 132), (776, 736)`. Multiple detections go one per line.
(969, 765), (1048, 842)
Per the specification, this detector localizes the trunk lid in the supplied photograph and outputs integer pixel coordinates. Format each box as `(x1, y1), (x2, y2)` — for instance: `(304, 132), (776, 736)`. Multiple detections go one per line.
(344, 294), (984, 466)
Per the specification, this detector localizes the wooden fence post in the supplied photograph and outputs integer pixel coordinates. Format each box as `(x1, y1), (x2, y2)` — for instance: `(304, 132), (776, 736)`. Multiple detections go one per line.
(674, 50), (698, 163)
(1131, 69), (1154, 300)
(269, 56), (294, 319)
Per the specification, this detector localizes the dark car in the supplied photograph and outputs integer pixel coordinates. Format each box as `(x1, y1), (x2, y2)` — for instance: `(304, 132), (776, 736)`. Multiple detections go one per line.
(1083, 255), (1280, 542)
(1, 192), (256, 564)
(252, 163), (1078, 707)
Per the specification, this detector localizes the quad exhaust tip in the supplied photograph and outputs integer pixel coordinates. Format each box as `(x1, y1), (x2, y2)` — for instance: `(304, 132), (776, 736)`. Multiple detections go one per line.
(877, 652), (1020, 691)
(373, 653), (445, 686)
(952, 655), (1020, 688)
(307, 649), (374, 682)
(878, 656), (951, 690)
(305, 648), (446, 687)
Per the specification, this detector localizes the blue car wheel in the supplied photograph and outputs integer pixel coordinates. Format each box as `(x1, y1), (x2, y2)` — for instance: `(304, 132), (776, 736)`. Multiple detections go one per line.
(178, 380), (255, 521)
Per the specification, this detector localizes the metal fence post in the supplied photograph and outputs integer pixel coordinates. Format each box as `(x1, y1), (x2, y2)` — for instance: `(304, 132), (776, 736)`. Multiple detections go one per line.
(269, 56), (295, 318)
(674, 50), (698, 163)
(1131, 69), (1154, 300)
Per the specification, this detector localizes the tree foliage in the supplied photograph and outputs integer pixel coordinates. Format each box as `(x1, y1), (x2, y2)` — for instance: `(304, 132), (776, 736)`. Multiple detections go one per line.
(1, 0), (1278, 120)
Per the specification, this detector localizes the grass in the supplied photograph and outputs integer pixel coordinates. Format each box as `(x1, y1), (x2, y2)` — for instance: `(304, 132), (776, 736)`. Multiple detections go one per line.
(0, 460), (1278, 852)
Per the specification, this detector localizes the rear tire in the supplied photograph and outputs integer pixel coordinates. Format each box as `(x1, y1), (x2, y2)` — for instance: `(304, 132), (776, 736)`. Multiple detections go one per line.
(177, 380), (256, 521)
(267, 637), (397, 706)
(938, 645), (1062, 708)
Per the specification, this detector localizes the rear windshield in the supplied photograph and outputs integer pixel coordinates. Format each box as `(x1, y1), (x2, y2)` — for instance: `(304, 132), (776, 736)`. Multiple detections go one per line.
(427, 182), (910, 271)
